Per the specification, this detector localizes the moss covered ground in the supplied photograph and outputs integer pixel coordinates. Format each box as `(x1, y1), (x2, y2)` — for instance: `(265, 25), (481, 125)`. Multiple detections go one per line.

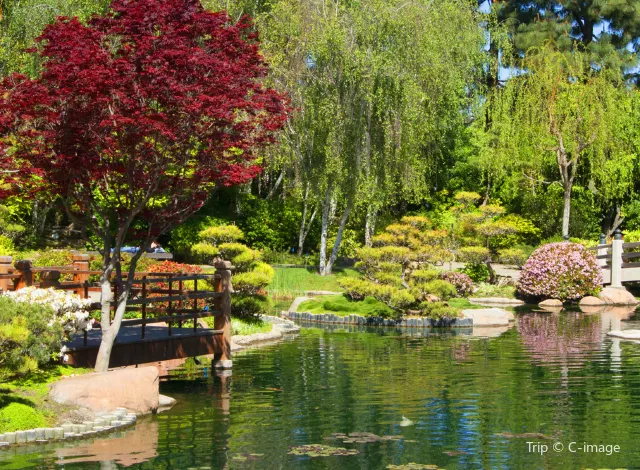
(0, 365), (90, 433)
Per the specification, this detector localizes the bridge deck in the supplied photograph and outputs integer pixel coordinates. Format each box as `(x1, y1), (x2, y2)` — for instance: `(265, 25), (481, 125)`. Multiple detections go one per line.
(64, 324), (223, 368)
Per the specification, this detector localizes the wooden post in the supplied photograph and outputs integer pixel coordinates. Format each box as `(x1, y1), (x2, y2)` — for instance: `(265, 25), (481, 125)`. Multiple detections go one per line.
(141, 276), (147, 339)
(213, 260), (233, 369)
(40, 270), (62, 288)
(13, 260), (33, 289)
(0, 256), (12, 291)
(611, 229), (624, 289)
(193, 277), (198, 332)
(72, 254), (90, 297)
(168, 275), (173, 337)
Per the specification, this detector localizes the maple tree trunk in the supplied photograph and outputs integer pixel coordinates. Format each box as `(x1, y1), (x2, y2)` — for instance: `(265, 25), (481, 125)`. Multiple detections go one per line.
(95, 285), (130, 372)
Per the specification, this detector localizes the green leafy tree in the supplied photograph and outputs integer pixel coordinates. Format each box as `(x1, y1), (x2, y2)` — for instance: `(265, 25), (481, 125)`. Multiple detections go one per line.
(485, 45), (634, 238)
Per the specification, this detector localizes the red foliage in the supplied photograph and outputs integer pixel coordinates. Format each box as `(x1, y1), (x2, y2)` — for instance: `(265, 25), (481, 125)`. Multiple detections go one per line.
(146, 261), (205, 309)
(0, 0), (287, 243)
(147, 261), (203, 276)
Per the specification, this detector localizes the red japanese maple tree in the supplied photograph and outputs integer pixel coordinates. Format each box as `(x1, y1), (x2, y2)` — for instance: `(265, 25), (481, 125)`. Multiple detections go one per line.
(0, 0), (287, 371)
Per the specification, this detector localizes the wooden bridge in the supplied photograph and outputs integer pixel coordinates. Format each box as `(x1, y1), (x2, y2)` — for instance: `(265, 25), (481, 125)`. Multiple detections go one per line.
(0, 255), (233, 369)
(589, 230), (640, 286)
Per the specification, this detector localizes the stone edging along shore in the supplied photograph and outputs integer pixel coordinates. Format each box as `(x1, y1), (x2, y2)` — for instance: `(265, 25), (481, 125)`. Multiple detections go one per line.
(284, 297), (517, 328)
(283, 310), (473, 328)
(0, 408), (136, 448)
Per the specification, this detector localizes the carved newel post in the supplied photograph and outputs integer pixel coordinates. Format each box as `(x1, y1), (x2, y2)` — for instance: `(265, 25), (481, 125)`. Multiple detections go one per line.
(212, 260), (233, 369)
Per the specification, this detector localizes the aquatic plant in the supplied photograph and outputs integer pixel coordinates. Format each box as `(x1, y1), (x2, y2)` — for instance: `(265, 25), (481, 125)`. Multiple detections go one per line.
(517, 242), (602, 300)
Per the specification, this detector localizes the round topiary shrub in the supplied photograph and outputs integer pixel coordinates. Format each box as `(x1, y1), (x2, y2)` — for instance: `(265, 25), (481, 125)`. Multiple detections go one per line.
(517, 242), (602, 301)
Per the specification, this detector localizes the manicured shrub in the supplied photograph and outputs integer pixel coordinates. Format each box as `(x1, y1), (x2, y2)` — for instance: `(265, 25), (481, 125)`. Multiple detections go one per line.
(458, 263), (490, 283)
(190, 242), (220, 264)
(199, 224), (244, 245)
(411, 280), (457, 301)
(497, 247), (530, 268)
(230, 294), (271, 318)
(418, 301), (462, 320)
(0, 295), (65, 379)
(409, 269), (439, 284)
(517, 242), (602, 301)
(457, 246), (490, 264)
(440, 271), (474, 297)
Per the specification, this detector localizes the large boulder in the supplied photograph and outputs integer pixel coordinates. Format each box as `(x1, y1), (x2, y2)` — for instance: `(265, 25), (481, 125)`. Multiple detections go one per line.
(49, 367), (159, 415)
(599, 287), (639, 306)
(579, 296), (605, 306)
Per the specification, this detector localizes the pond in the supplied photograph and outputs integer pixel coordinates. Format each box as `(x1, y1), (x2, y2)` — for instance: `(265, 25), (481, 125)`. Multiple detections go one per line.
(3, 307), (640, 469)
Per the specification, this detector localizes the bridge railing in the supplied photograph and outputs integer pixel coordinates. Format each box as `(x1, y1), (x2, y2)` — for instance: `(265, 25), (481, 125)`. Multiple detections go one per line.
(0, 255), (234, 363)
(588, 230), (640, 287)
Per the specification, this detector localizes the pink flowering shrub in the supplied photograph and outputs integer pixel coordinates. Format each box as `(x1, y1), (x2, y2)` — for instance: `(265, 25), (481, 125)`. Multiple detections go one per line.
(440, 271), (474, 297)
(517, 242), (602, 301)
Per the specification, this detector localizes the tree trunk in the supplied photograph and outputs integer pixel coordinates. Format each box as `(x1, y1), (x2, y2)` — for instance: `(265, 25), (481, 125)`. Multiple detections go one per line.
(318, 187), (332, 275)
(297, 185), (317, 255)
(298, 205), (317, 256)
(364, 207), (377, 247)
(265, 170), (284, 200)
(562, 185), (571, 238)
(324, 199), (353, 276)
(94, 283), (130, 372)
(94, 245), (146, 372)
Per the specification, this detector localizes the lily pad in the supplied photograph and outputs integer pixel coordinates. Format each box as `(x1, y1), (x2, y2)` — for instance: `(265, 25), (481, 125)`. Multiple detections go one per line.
(327, 432), (404, 444)
(387, 464), (442, 469)
(288, 444), (359, 457)
(231, 453), (264, 462)
(496, 432), (558, 440)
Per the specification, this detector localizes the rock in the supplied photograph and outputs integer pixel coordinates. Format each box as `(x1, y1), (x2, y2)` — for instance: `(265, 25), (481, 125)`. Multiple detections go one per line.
(539, 299), (563, 307)
(599, 287), (639, 306)
(426, 294), (440, 302)
(579, 296), (605, 306)
(468, 297), (524, 306)
(49, 367), (159, 415)
(462, 308), (514, 326)
(607, 330), (640, 340)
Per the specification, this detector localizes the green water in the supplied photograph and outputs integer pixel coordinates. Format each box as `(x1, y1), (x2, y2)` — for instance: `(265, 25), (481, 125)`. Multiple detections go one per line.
(3, 309), (640, 469)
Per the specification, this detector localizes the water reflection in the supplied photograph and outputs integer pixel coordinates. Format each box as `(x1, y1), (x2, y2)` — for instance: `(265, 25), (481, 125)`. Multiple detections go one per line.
(5, 308), (640, 469)
(55, 419), (158, 467)
(517, 311), (601, 366)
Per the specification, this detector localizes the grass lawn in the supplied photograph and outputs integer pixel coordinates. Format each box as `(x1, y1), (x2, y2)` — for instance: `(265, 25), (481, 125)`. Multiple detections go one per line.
(296, 294), (394, 317)
(267, 267), (361, 314)
(447, 298), (485, 310)
(231, 317), (273, 336)
(0, 365), (91, 433)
